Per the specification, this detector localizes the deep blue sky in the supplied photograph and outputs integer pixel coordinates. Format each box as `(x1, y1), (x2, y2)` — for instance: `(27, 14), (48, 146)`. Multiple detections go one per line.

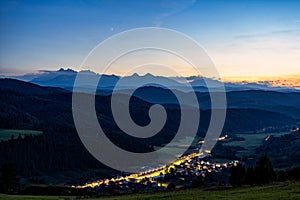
(0, 0), (299, 79)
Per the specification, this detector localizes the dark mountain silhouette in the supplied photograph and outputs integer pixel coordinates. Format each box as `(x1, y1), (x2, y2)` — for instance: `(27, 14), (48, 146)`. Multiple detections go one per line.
(3, 68), (299, 93)
(0, 78), (67, 95)
(119, 73), (182, 87)
(111, 86), (300, 119)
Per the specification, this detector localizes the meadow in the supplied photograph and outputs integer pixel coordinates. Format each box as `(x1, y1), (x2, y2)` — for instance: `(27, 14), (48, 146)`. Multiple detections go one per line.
(0, 182), (299, 200)
(223, 132), (289, 157)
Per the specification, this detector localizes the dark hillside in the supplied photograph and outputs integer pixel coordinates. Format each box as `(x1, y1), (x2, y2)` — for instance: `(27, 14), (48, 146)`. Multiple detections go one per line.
(0, 79), (298, 179)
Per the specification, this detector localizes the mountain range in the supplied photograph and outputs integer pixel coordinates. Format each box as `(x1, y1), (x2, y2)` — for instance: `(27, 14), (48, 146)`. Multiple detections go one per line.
(2, 68), (299, 93)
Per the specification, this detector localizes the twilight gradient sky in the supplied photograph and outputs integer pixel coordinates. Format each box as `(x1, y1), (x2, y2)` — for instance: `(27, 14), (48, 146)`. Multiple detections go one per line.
(0, 0), (299, 81)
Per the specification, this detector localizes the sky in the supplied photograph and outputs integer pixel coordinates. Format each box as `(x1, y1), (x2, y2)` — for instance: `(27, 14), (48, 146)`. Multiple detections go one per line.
(0, 0), (299, 82)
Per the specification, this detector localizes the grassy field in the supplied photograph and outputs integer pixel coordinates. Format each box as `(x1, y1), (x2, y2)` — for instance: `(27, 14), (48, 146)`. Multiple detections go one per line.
(0, 129), (42, 141)
(1, 182), (299, 200)
(224, 132), (289, 157)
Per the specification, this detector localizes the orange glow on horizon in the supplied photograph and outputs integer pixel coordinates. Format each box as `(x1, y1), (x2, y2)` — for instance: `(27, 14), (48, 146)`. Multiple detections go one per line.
(221, 74), (300, 89)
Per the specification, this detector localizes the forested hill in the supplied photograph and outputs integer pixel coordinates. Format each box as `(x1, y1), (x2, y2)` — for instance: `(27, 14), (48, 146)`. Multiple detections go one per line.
(0, 78), (67, 95)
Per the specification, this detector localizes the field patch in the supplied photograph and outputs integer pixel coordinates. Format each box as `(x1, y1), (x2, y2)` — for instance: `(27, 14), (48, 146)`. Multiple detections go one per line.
(0, 129), (42, 141)
(223, 132), (289, 157)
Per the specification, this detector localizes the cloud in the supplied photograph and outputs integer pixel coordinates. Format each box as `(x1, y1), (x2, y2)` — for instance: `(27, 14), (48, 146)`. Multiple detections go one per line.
(0, 66), (34, 76)
(153, 0), (196, 27)
(234, 28), (300, 40)
(234, 33), (266, 39)
(271, 29), (297, 34)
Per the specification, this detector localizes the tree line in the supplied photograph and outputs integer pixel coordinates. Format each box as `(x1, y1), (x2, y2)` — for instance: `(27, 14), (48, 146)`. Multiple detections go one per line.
(229, 154), (300, 187)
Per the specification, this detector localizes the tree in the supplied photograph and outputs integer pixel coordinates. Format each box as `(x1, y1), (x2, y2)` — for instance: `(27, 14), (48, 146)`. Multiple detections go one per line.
(169, 167), (176, 176)
(229, 163), (245, 187)
(254, 154), (275, 185)
(17, 133), (22, 140)
(192, 175), (203, 188)
(245, 166), (255, 185)
(285, 166), (300, 181)
(107, 181), (116, 194)
(157, 172), (164, 187)
(167, 182), (175, 190)
(276, 170), (286, 182)
(0, 163), (18, 193)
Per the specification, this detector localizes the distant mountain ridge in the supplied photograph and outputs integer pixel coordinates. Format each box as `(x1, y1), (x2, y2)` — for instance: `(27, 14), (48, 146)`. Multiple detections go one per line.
(2, 68), (299, 93)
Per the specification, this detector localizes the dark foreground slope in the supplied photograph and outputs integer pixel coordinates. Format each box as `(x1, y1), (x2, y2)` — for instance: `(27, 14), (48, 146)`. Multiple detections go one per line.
(88, 182), (300, 200)
(0, 182), (299, 200)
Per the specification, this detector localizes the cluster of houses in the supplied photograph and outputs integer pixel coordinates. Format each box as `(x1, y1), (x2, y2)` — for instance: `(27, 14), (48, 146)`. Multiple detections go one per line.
(74, 152), (238, 194)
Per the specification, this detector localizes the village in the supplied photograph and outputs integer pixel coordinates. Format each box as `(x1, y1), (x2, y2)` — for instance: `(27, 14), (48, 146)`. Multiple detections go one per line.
(73, 145), (238, 194)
